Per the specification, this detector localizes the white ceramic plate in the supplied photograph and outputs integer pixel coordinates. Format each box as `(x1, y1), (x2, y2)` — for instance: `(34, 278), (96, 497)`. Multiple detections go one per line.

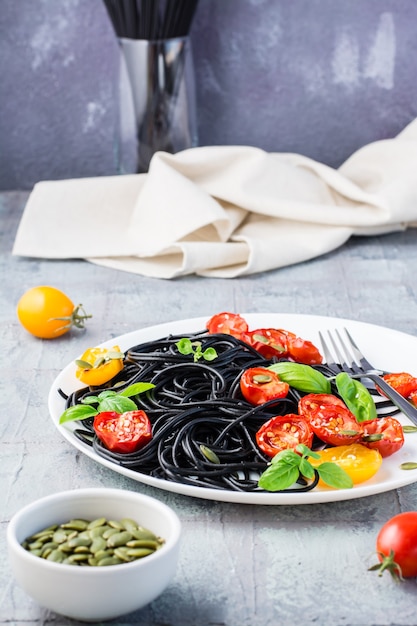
(48, 314), (417, 505)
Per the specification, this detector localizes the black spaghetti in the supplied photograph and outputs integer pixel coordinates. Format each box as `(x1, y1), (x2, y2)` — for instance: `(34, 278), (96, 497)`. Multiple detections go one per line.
(61, 331), (395, 493)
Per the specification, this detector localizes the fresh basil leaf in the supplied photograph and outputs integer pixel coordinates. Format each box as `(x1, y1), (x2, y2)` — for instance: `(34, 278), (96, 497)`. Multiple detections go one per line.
(59, 404), (98, 424)
(268, 362), (331, 394)
(98, 396), (137, 413)
(299, 457), (315, 480)
(118, 382), (155, 397)
(335, 372), (377, 423)
(296, 443), (321, 460)
(258, 460), (301, 492)
(316, 462), (353, 489)
(202, 347), (218, 361)
(97, 390), (117, 399)
(176, 338), (194, 355)
(81, 395), (100, 405)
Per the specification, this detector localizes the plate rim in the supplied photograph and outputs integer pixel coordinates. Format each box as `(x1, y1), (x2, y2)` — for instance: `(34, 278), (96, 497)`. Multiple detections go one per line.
(48, 313), (417, 505)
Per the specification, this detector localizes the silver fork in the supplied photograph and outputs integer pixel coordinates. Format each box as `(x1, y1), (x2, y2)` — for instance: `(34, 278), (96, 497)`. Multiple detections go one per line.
(319, 327), (417, 426)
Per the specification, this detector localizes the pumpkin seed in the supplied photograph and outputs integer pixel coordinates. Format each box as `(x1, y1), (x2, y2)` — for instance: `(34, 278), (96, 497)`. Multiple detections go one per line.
(108, 520), (124, 530)
(126, 548), (155, 558)
(107, 531), (133, 548)
(121, 518), (139, 532)
(87, 517), (107, 530)
(61, 519), (89, 531)
(22, 516), (164, 567)
(90, 537), (107, 554)
(46, 549), (65, 563)
(97, 556), (123, 566)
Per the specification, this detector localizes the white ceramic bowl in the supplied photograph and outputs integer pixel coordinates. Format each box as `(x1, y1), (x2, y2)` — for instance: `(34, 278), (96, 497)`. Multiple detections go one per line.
(7, 488), (181, 621)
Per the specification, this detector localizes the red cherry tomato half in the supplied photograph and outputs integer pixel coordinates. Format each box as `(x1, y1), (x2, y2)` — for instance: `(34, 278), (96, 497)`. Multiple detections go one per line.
(93, 410), (152, 454)
(298, 393), (363, 446)
(206, 312), (249, 339)
(245, 329), (289, 359)
(240, 367), (290, 405)
(362, 416), (404, 457)
(380, 372), (417, 399)
(285, 335), (323, 365)
(374, 512), (417, 579)
(256, 414), (313, 457)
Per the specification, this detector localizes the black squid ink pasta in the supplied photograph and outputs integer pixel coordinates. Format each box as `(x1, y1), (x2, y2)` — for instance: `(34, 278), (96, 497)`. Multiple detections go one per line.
(61, 331), (398, 493)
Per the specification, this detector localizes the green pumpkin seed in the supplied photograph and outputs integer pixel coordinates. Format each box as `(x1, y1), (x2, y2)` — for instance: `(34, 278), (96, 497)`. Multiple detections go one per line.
(46, 549), (65, 563)
(74, 546), (90, 554)
(108, 520), (124, 530)
(31, 525), (58, 538)
(113, 547), (132, 562)
(61, 519), (89, 531)
(97, 556), (123, 566)
(90, 537), (107, 554)
(107, 531), (133, 548)
(68, 553), (90, 564)
(126, 548), (154, 558)
(89, 525), (110, 538)
(126, 539), (160, 550)
(102, 527), (119, 540)
(131, 527), (159, 541)
(52, 529), (68, 544)
(94, 549), (114, 561)
(22, 516), (164, 567)
(87, 517), (107, 530)
(121, 518), (140, 532)
(68, 535), (92, 548)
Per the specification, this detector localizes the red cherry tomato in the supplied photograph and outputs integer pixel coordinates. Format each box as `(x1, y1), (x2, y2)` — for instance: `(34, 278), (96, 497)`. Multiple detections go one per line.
(373, 512), (417, 579)
(245, 329), (289, 359)
(206, 312), (249, 339)
(361, 416), (405, 457)
(240, 367), (290, 405)
(256, 414), (313, 457)
(380, 372), (417, 398)
(410, 390), (417, 406)
(298, 394), (363, 446)
(285, 335), (323, 365)
(93, 410), (152, 454)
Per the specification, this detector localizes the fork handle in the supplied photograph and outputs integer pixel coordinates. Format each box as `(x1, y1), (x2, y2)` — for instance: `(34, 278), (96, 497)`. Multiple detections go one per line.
(366, 374), (417, 427)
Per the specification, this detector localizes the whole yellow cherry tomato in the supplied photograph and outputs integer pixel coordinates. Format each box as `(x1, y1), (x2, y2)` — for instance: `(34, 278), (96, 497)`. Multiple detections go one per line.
(75, 346), (124, 386)
(310, 443), (383, 485)
(17, 286), (91, 339)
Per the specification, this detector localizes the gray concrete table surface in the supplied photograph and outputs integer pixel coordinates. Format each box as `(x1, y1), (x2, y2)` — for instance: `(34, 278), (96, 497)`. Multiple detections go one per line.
(2, 190), (417, 626)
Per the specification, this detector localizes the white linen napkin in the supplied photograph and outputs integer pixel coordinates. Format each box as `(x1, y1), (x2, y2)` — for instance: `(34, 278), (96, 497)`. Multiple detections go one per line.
(12, 118), (417, 278)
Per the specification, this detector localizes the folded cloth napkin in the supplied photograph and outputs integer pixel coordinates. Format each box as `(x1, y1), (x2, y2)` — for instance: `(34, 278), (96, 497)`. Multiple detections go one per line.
(12, 118), (417, 278)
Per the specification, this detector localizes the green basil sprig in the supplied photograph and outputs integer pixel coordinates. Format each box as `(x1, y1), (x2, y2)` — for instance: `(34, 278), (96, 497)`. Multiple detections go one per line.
(176, 338), (218, 363)
(258, 444), (353, 492)
(267, 362), (331, 394)
(335, 372), (377, 423)
(59, 382), (155, 425)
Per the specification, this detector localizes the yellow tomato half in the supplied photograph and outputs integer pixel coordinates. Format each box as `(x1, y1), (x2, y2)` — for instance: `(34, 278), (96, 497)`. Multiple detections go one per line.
(310, 443), (383, 485)
(75, 345), (124, 386)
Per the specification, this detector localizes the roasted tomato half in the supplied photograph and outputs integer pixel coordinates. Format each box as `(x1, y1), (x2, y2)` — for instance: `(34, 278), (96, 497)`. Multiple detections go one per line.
(256, 414), (313, 457)
(206, 312), (249, 339)
(362, 416), (405, 457)
(245, 328), (289, 360)
(309, 443), (382, 485)
(380, 372), (417, 399)
(240, 367), (290, 405)
(93, 410), (152, 454)
(75, 345), (124, 386)
(285, 335), (323, 365)
(298, 393), (363, 446)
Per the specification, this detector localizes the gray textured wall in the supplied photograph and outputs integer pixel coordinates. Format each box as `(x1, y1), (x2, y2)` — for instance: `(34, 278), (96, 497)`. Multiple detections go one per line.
(1, 0), (417, 190)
